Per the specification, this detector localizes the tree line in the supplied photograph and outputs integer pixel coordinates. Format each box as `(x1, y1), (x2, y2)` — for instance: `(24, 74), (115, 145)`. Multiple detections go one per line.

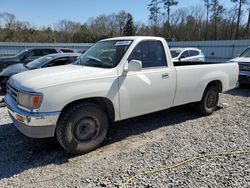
(0, 0), (249, 43)
(148, 0), (249, 40)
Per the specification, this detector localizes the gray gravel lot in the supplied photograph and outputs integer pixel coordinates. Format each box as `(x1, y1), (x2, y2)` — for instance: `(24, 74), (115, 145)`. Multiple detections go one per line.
(0, 86), (249, 188)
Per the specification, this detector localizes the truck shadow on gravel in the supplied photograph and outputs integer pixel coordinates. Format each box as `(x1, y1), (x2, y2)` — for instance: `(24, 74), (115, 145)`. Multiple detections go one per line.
(0, 105), (214, 180)
(226, 85), (250, 97)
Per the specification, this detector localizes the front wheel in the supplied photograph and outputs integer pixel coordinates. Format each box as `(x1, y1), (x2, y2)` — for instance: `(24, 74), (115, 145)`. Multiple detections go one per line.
(196, 85), (219, 115)
(56, 103), (109, 154)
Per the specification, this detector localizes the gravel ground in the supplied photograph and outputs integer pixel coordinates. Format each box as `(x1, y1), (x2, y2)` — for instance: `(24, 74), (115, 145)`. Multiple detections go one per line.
(0, 86), (249, 188)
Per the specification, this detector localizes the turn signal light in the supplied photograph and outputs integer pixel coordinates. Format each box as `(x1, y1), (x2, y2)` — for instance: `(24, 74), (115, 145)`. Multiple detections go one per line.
(32, 96), (41, 109)
(16, 114), (24, 122)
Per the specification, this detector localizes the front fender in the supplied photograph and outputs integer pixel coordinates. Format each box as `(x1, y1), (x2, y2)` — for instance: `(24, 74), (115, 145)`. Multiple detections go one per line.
(38, 77), (120, 121)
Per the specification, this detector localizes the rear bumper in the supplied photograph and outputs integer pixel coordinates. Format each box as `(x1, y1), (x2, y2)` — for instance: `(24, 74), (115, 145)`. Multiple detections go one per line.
(239, 71), (250, 83)
(4, 94), (60, 138)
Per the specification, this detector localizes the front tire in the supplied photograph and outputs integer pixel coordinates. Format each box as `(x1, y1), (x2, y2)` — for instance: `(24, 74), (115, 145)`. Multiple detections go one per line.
(56, 103), (109, 154)
(196, 85), (219, 115)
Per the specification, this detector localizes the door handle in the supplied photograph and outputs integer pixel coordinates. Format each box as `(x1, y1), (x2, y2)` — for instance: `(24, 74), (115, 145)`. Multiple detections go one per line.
(162, 73), (169, 79)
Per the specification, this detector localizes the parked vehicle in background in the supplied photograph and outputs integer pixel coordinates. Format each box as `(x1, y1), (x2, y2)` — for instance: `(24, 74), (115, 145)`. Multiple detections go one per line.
(0, 53), (80, 93)
(4, 36), (238, 154)
(77, 49), (88, 54)
(0, 48), (63, 72)
(230, 46), (250, 84)
(170, 48), (205, 62)
(59, 48), (75, 53)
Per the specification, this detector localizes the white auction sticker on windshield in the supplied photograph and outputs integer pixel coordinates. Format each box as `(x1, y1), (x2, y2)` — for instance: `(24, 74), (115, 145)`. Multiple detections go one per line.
(115, 41), (132, 46)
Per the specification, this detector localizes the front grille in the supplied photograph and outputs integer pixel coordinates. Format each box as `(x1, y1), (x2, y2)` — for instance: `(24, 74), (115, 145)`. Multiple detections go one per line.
(7, 83), (18, 103)
(239, 63), (250, 71)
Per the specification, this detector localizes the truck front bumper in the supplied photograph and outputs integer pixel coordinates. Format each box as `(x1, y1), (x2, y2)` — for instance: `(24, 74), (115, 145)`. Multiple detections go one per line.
(4, 94), (60, 138)
(239, 71), (250, 84)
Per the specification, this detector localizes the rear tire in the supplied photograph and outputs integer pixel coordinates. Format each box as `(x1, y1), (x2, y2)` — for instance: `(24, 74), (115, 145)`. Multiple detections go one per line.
(56, 102), (109, 154)
(196, 85), (219, 115)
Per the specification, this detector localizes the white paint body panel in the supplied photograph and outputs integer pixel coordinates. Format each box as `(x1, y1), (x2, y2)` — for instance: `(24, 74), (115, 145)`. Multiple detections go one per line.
(119, 67), (176, 119)
(173, 63), (239, 106)
(8, 36), (239, 124)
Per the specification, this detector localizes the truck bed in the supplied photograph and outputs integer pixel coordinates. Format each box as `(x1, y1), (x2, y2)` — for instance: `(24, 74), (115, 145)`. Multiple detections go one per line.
(173, 61), (229, 66)
(172, 61), (239, 107)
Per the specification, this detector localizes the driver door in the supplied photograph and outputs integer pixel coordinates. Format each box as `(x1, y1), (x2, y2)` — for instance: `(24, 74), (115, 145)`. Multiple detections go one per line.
(119, 40), (175, 120)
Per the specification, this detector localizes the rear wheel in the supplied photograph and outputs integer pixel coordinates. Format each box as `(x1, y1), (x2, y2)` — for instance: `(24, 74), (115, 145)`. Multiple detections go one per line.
(196, 85), (219, 115)
(56, 103), (109, 154)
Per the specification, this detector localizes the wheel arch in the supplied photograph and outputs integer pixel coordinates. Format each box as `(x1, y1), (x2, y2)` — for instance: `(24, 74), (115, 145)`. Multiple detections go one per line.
(205, 80), (223, 93)
(58, 97), (115, 123)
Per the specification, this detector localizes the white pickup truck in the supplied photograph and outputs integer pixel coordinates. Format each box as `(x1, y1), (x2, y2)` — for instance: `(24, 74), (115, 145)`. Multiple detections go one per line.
(5, 36), (239, 154)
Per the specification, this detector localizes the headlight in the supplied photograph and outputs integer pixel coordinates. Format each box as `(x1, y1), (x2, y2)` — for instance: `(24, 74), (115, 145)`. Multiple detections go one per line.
(17, 92), (43, 110)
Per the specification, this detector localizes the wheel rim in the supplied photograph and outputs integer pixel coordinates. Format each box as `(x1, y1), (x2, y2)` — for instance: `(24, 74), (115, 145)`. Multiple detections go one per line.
(206, 91), (217, 108)
(74, 117), (99, 142)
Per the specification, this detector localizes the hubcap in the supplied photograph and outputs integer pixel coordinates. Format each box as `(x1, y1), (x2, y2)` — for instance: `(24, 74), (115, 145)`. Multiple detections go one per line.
(74, 117), (99, 142)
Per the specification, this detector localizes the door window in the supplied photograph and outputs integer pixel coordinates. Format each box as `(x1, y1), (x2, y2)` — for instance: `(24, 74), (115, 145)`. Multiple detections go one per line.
(43, 49), (58, 55)
(181, 50), (190, 58)
(45, 57), (70, 67)
(25, 49), (43, 58)
(190, 50), (199, 57)
(128, 41), (167, 68)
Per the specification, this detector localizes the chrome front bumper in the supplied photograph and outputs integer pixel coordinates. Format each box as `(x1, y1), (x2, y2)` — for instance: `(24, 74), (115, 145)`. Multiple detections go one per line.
(4, 94), (60, 138)
(239, 71), (250, 83)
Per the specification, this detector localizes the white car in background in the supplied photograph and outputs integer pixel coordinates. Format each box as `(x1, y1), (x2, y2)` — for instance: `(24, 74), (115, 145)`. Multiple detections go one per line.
(230, 46), (250, 84)
(170, 48), (205, 62)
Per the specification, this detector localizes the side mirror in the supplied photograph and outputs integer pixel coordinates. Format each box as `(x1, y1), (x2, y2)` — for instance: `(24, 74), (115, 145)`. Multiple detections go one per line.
(126, 60), (142, 72)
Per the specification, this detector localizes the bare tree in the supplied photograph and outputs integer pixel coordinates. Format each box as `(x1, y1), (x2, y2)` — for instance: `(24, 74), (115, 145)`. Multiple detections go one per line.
(163, 0), (178, 26)
(0, 13), (2, 28)
(116, 11), (128, 36)
(210, 0), (225, 40)
(247, 8), (250, 29)
(148, 0), (163, 35)
(1, 12), (16, 29)
(230, 0), (249, 39)
(201, 0), (211, 39)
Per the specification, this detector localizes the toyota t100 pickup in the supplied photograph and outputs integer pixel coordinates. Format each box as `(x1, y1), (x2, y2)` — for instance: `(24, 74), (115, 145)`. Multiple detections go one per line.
(5, 37), (239, 154)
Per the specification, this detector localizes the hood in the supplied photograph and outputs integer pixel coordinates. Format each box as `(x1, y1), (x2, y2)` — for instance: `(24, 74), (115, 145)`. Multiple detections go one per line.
(9, 64), (117, 91)
(0, 56), (20, 62)
(230, 57), (250, 63)
(0, 63), (28, 77)
(0, 56), (20, 69)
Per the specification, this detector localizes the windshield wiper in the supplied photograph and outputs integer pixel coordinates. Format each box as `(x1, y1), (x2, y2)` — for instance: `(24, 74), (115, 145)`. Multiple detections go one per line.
(24, 64), (30, 69)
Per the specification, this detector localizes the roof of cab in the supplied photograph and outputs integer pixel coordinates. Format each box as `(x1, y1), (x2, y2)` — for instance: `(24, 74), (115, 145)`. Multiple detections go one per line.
(101, 36), (165, 41)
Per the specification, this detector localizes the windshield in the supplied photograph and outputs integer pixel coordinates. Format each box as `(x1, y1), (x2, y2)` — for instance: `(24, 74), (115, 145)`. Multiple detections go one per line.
(26, 56), (53, 69)
(240, 47), (250, 58)
(75, 40), (132, 68)
(170, 50), (181, 58)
